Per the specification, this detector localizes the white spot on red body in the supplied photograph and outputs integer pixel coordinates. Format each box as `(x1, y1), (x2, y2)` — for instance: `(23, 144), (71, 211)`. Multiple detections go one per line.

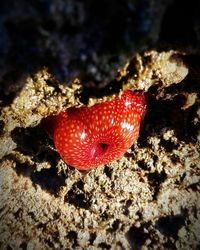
(80, 132), (86, 140)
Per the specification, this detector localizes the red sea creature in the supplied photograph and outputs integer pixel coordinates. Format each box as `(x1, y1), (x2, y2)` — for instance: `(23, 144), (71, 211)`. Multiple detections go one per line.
(43, 90), (147, 170)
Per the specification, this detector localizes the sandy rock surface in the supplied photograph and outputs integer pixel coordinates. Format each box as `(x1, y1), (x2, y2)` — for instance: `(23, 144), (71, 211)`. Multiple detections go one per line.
(0, 49), (200, 249)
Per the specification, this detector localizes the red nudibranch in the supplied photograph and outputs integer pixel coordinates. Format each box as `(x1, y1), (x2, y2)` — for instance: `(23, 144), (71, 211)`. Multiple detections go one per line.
(43, 90), (147, 170)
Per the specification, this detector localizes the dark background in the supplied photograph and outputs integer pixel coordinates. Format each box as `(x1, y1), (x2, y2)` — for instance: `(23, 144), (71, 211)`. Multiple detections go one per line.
(0, 0), (199, 88)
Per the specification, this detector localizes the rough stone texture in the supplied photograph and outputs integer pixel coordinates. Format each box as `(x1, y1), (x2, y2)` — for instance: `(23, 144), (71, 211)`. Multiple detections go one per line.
(1, 0), (200, 249)
(0, 48), (200, 249)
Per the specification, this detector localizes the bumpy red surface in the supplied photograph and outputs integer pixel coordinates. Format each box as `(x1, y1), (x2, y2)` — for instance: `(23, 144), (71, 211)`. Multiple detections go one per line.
(44, 90), (147, 170)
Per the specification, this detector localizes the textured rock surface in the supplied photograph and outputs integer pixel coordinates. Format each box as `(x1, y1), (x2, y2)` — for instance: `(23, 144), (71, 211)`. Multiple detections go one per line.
(0, 0), (200, 249)
(0, 49), (200, 249)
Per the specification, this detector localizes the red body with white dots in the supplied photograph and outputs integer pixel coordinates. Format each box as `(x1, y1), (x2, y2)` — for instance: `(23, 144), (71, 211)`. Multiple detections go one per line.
(44, 90), (147, 170)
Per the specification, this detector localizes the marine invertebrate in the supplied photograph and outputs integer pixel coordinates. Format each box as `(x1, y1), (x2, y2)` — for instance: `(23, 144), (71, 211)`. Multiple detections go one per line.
(43, 90), (146, 170)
